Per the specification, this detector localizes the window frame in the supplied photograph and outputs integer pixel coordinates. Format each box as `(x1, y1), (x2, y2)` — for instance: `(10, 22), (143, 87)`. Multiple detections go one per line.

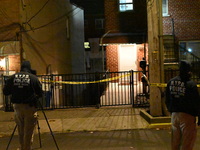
(119, 0), (134, 12)
(162, 0), (169, 16)
(179, 40), (200, 57)
(95, 19), (104, 29)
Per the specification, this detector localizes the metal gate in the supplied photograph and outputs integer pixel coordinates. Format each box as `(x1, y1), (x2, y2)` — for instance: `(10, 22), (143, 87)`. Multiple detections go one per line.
(1, 71), (149, 111)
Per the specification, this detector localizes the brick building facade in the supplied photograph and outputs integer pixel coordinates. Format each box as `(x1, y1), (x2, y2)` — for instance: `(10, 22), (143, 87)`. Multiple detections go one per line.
(106, 44), (148, 72)
(71, 0), (148, 73)
(163, 0), (200, 41)
(162, 0), (200, 66)
(103, 0), (148, 72)
(103, 0), (147, 44)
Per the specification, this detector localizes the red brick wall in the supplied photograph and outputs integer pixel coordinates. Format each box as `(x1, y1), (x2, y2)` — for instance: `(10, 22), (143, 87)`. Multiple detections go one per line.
(0, 55), (20, 72)
(9, 55), (20, 72)
(104, 0), (148, 75)
(104, 0), (119, 32)
(163, 0), (200, 41)
(106, 44), (148, 72)
(106, 45), (118, 72)
(104, 0), (147, 44)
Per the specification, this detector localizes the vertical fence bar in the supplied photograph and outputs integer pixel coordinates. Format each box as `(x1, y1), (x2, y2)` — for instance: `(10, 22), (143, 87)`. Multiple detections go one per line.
(130, 70), (134, 107)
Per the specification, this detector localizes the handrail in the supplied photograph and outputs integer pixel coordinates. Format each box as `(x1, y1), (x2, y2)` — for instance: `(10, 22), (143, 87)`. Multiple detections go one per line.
(179, 44), (200, 61)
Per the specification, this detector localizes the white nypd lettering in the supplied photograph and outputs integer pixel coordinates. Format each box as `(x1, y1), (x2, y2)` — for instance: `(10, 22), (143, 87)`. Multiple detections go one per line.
(14, 74), (30, 88)
(169, 80), (186, 98)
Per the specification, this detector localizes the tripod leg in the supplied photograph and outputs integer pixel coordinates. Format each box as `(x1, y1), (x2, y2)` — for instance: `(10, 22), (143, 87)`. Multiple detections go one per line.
(39, 101), (60, 150)
(37, 120), (42, 148)
(6, 124), (17, 150)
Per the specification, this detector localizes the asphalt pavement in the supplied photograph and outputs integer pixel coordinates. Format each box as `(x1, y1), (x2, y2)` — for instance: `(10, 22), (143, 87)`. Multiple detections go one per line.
(0, 129), (170, 150)
(1, 129), (200, 150)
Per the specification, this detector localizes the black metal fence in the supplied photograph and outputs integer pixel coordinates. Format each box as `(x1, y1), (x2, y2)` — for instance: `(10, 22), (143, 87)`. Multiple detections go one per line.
(164, 68), (200, 84)
(2, 71), (150, 111)
(3, 68), (200, 112)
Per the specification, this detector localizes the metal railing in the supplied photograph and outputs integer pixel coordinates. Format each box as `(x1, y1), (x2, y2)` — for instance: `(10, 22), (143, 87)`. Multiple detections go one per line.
(164, 68), (200, 84)
(1, 71), (150, 111)
(179, 45), (200, 83)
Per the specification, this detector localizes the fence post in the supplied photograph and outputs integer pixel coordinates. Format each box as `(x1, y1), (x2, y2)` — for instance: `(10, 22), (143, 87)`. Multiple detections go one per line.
(50, 74), (54, 109)
(130, 70), (134, 107)
(95, 72), (101, 109)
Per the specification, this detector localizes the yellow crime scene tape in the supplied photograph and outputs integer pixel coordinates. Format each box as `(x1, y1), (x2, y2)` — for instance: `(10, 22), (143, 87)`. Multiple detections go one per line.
(40, 73), (200, 87)
(150, 83), (167, 87)
(40, 73), (131, 85)
(150, 83), (200, 88)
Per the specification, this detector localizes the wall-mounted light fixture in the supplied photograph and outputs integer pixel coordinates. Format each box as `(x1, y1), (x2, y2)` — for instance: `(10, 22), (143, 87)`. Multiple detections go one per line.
(0, 57), (5, 70)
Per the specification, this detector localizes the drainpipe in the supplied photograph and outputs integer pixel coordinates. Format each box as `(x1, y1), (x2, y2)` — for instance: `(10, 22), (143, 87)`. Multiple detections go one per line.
(100, 30), (111, 72)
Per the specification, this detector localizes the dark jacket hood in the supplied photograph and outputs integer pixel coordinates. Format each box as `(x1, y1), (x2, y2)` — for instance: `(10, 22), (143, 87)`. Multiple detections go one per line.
(179, 60), (192, 80)
(20, 61), (32, 73)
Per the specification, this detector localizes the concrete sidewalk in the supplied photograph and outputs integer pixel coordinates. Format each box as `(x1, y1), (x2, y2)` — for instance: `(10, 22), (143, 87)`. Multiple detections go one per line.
(0, 106), (170, 136)
(0, 129), (173, 150)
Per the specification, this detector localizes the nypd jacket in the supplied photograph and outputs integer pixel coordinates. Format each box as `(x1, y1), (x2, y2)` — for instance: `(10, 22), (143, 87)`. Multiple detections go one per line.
(165, 76), (200, 116)
(3, 71), (43, 104)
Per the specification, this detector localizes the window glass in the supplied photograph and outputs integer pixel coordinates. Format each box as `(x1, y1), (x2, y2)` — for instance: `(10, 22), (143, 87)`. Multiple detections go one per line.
(120, 4), (133, 12)
(180, 41), (200, 58)
(188, 42), (200, 57)
(162, 0), (168, 16)
(120, 0), (133, 3)
(119, 0), (133, 12)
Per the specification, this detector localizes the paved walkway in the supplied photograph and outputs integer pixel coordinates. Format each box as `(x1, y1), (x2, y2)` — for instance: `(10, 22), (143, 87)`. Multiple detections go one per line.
(2, 106), (200, 150)
(0, 106), (167, 136)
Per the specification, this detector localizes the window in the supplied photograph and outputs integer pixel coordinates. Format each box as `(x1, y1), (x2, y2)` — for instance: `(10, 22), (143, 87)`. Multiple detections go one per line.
(119, 0), (133, 12)
(95, 19), (104, 29)
(162, 0), (169, 16)
(180, 41), (200, 58)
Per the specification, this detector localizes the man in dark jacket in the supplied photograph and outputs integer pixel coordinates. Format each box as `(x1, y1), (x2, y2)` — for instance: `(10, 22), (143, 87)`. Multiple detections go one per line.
(165, 60), (200, 150)
(3, 61), (43, 150)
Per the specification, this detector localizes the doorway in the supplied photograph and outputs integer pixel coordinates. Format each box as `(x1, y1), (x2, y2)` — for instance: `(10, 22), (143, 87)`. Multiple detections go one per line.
(118, 44), (137, 71)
